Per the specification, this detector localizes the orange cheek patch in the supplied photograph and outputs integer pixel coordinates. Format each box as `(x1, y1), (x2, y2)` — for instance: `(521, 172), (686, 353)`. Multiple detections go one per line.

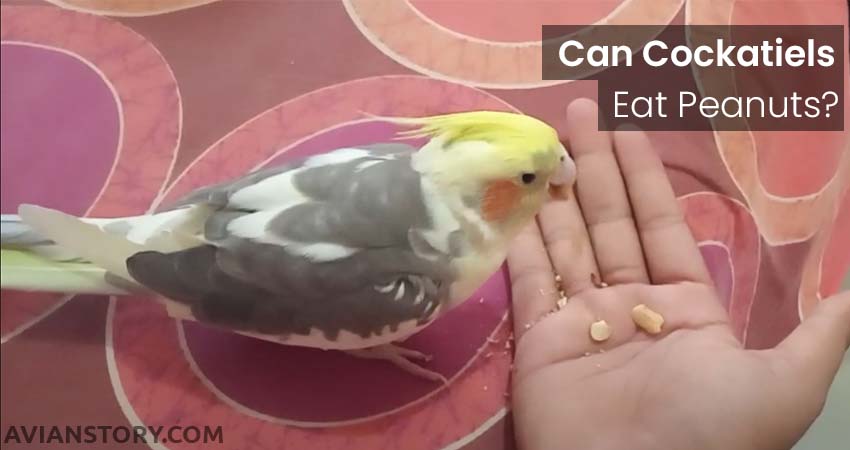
(482, 180), (522, 222)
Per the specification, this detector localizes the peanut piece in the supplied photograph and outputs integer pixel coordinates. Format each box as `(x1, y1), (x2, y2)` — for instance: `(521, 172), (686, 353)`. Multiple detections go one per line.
(631, 304), (664, 334)
(556, 297), (568, 310)
(589, 319), (612, 342)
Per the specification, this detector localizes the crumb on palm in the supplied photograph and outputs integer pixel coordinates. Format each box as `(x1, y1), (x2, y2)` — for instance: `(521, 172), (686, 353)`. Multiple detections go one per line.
(556, 296), (568, 310)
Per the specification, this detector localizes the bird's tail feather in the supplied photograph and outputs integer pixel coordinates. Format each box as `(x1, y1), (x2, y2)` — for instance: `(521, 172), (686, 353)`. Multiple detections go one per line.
(2, 213), (87, 261)
(0, 248), (129, 295)
(1, 204), (209, 295)
(1, 205), (152, 295)
(17, 204), (149, 280)
(1, 214), (49, 246)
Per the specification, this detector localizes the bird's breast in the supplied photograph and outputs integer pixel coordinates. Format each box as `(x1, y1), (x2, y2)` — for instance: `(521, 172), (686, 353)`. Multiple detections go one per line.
(446, 247), (508, 309)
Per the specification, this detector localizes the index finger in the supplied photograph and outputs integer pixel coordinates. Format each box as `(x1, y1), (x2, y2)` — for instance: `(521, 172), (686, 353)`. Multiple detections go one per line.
(507, 220), (560, 339)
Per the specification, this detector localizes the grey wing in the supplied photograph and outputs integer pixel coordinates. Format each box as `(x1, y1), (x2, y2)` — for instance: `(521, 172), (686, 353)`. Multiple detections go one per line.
(127, 143), (456, 343)
(164, 143), (417, 211)
(126, 243), (447, 341)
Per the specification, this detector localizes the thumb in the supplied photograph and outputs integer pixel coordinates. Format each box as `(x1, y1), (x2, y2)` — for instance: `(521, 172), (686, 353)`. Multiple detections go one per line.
(773, 290), (850, 391)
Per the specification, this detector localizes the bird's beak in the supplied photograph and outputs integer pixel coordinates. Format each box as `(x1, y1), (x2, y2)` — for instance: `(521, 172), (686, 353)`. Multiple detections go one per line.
(548, 153), (576, 201)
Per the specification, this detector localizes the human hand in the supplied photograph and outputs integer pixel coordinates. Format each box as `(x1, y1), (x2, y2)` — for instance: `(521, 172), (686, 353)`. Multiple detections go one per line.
(508, 98), (850, 450)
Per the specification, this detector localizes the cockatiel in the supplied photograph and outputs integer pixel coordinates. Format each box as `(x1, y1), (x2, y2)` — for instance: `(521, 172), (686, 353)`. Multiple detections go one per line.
(0, 111), (576, 382)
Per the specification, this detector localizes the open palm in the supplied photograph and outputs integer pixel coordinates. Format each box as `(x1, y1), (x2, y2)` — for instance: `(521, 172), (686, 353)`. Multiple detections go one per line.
(508, 99), (850, 450)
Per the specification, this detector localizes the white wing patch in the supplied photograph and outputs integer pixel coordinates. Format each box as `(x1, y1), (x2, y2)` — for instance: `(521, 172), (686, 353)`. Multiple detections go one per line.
(393, 281), (406, 301)
(227, 208), (358, 262)
(413, 284), (425, 305)
(374, 281), (396, 293)
(303, 148), (372, 168)
(229, 170), (308, 211)
(373, 276), (428, 304)
(226, 208), (285, 240)
(294, 242), (357, 261)
(355, 160), (383, 171)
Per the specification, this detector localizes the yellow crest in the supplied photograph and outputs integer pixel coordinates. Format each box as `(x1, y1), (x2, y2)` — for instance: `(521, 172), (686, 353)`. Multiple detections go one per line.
(371, 110), (561, 155)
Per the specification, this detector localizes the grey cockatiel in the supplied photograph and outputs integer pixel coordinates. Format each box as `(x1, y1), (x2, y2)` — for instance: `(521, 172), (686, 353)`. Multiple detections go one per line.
(0, 111), (576, 381)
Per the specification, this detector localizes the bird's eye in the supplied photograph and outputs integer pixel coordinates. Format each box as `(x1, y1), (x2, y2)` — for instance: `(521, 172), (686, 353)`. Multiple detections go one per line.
(521, 173), (536, 184)
(560, 155), (565, 162)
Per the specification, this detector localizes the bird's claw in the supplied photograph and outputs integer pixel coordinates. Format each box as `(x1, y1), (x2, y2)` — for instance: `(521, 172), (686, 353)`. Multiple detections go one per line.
(345, 344), (446, 384)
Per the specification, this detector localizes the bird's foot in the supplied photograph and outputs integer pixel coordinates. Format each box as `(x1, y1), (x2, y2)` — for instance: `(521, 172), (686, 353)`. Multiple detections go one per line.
(345, 344), (448, 384)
